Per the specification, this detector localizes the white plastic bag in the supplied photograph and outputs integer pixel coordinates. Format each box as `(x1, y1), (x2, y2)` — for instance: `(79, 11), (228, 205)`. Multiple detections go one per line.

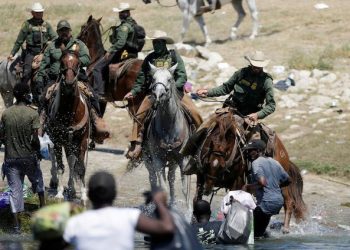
(39, 133), (54, 160)
(218, 200), (252, 244)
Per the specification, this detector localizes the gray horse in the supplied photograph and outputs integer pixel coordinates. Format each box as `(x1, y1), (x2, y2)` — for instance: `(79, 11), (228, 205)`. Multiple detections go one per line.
(143, 63), (191, 204)
(0, 56), (20, 107)
(178, 0), (259, 45)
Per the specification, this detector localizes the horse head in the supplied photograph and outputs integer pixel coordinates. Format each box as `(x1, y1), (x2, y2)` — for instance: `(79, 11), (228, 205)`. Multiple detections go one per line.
(60, 48), (80, 86)
(149, 62), (178, 105)
(77, 15), (104, 61)
(78, 15), (102, 43)
(203, 113), (238, 195)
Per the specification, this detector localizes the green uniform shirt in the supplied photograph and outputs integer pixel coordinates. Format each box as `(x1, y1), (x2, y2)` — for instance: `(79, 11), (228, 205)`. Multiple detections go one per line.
(108, 17), (137, 53)
(36, 37), (90, 83)
(11, 18), (57, 55)
(1, 103), (40, 159)
(131, 50), (187, 96)
(207, 67), (276, 119)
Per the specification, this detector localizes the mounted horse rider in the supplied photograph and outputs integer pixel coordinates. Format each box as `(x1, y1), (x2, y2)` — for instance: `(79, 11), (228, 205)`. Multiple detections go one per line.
(36, 20), (110, 143)
(8, 2), (57, 89)
(93, 2), (141, 101)
(124, 30), (203, 159)
(181, 51), (276, 163)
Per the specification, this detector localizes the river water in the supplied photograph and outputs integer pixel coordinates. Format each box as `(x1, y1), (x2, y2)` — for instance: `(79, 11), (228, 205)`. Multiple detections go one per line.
(0, 147), (349, 249)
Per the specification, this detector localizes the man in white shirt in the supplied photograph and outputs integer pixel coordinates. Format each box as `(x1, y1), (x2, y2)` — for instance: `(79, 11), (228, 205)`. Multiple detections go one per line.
(63, 171), (174, 250)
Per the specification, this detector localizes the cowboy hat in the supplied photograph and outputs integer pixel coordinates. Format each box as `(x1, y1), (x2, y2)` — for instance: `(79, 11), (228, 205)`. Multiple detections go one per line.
(27, 2), (44, 12)
(112, 2), (135, 12)
(146, 30), (174, 44)
(244, 50), (270, 68)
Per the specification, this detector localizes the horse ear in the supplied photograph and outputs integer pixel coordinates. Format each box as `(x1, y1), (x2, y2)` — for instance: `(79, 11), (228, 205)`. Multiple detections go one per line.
(169, 63), (177, 75)
(97, 17), (102, 23)
(148, 62), (157, 76)
(88, 15), (92, 22)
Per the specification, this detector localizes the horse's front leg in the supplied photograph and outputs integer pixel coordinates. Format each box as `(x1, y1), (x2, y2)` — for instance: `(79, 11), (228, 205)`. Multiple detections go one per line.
(167, 162), (177, 205)
(246, 0), (259, 39)
(194, 15), (211, 46)
(77, 137), (88, 206)
(145, 158), (158, 191)
(66, 145), (78, 200)
(230, 0), (246, 40)
(282, 187), (292, 234)
(53, 145), (65, 199)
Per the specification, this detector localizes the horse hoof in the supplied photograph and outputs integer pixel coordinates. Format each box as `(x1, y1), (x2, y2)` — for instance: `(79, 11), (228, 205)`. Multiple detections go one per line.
(55, 193), (64, 199)
(282, 227), (290, 234)
(249, 34), (256, 40)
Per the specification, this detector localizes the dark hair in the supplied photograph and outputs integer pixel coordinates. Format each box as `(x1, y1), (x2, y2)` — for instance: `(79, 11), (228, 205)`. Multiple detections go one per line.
(13, 83), (30, 102)
(88, 171), (117, 206)
(193, 200), (211, 218)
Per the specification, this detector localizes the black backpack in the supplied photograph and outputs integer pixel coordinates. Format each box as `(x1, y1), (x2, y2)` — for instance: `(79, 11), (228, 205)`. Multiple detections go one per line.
(133, 23), (146, 52)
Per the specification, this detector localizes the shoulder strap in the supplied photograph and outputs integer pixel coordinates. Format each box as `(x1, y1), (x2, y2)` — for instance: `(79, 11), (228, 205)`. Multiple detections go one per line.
(170, 49), (177, 65)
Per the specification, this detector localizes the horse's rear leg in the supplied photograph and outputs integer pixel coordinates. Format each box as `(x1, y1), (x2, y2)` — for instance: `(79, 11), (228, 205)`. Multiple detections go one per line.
(181, 11), (192, 43)
(194, 15), (211, 46)
(282, 188), (293, 234)
(230, 0), (246, 40)
(246, 0), (259, 39)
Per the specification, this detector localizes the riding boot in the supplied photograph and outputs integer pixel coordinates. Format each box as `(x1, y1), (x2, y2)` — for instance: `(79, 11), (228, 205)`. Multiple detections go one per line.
(91, 108), (110, 144)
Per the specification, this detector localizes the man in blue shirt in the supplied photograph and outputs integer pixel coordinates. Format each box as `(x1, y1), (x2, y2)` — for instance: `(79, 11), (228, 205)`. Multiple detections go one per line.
(242, 139), (291, 237)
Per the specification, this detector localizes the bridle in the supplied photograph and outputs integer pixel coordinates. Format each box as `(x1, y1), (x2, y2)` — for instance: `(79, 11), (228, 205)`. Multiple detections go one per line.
(61, 54), (80, 85)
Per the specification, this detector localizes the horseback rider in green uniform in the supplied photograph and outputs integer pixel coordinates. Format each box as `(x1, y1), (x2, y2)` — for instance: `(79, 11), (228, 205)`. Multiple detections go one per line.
(124, 30), (203, 159)
(197, 51), (275, 124)
(93, 2), (140, 100)
(36, 20), (110, 143)
(8, 2), (57, 86)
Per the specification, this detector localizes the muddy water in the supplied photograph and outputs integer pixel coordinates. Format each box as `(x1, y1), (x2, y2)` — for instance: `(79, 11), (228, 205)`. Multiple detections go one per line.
(1, 143), (350, 249)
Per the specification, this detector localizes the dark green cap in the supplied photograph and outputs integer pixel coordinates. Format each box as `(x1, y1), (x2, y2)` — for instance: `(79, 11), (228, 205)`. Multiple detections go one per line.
(57, 20), (71, 30)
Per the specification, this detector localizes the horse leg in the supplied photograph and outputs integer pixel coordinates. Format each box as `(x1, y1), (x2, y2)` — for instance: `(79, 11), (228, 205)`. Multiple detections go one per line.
(168, 163), (176, 205)
(53, 145), (65, 199)
(145, 160), (158, 191)
(66, 146), (78, 200)
(282, 187), (293, 234)
(77, 139), (88, 206)
(49, 145), (58, 190)
(194, 15), (212, 46)
(180, 10), (192, 43)
(246, 0), (259, 39)
(230, 0), (246, 40)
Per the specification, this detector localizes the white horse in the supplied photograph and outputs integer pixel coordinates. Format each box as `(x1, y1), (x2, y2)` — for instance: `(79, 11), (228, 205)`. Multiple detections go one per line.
(144, 0), (258, 45)
(179, 0), (258, 44)
(0, 56), (20, 107)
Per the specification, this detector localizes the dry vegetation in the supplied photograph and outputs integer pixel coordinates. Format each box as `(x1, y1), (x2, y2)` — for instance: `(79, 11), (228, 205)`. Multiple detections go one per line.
(0, 0), (349, 179)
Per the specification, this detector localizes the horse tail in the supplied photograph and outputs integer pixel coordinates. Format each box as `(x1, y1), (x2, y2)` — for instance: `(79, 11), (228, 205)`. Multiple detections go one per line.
(287, 161), (307, 221)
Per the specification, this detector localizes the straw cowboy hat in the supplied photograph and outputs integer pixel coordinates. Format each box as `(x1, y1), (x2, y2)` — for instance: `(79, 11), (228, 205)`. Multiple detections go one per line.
(244, 50), (270, 68)
(146, 30), (174, 44)
(27, 2), (45, 12)
(112, 2), (135, 12)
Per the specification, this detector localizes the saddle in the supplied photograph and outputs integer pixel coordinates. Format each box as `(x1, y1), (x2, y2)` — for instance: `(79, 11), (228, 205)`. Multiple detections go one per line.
(45, 81), (93, 101)
(107, 58), (139, 98)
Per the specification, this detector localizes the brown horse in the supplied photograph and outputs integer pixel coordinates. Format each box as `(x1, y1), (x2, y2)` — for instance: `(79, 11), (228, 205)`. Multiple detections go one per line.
(47, 49), (90, 204)
(194, 108), (306, 232)
(77, 15), (144, 116)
